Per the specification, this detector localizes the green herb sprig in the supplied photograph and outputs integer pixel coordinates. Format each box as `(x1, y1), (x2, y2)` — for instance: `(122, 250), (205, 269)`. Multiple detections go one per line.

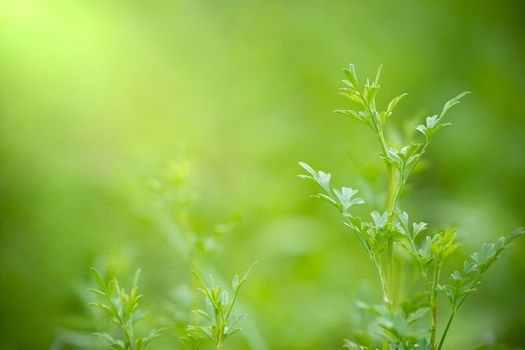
(184, 262), (257, 350)
(88, 267), (165, 350)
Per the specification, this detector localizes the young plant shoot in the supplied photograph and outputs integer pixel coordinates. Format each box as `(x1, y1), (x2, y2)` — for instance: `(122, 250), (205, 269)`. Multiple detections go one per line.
(88, 268), (165, 350)
(184, 262), (257, 350)
(299, 64), (523, 350)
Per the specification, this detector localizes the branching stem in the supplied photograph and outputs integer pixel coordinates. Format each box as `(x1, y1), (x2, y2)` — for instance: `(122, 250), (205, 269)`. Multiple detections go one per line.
(438, 273), (483, 349)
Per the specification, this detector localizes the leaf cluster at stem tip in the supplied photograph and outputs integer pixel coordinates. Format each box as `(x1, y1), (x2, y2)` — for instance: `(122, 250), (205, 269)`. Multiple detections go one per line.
(183, 261), (257, 350)
(88, 267), (165, 350)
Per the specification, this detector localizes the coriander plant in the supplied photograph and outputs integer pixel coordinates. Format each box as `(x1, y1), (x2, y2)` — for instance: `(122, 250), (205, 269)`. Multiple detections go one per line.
(88, 267), (165, 350)
(299, 64), (523, 350)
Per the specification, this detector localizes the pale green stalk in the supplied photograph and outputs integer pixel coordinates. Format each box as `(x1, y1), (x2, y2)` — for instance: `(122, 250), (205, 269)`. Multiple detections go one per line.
(430, 262), (442, 349)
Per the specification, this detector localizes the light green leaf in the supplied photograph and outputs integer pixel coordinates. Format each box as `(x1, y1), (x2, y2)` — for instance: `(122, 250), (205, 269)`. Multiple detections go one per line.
(90, 267), (106, 291)
(440, 91), (470, 118)
(343, 64), (360, 90)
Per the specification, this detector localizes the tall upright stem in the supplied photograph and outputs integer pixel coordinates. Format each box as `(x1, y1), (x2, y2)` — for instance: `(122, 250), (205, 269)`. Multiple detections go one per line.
(378, 131), (395, 310)
(385, 164), (395, 309)
(379, 131), (395, 350)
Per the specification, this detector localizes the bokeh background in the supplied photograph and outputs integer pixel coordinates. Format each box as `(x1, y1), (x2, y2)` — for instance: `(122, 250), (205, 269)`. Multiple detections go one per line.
(1, 0), (524, 349)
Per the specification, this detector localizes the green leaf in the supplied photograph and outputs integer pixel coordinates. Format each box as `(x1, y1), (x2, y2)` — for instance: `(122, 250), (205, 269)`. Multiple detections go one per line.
(241, 260), (257, 285)
(470, 227), (523, 273)
(298, 162), (331, 193)
(343, 339), (368, 350)
(463, 261), (477, 275)
(343, 64), (360, 90)
(87, 288), (106, 297)
(232, 274), (239, 291)
(440, 91), (470, 118)
(90, 267), (106, 291)
(406, 307), (429, 325)
(364, 83), (380, 104)
(382, 93), (407, 122)
(312, 193), (337, 206)
(429, 229), (459, 260)
(90, 302), (117, 318)
(412, 222), (427, 239)
(133, 269), (142, 288)
(507, 226), (524, 241)
(374, 64), (383, 85)
(335, 109), (371, 127)
(94, 333), (125, 349)
(371, 211), (388, 228)
(333, 186), (365, 212)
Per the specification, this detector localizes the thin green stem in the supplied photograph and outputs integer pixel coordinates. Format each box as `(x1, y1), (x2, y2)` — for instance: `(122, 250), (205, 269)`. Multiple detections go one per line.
(392, 139), (431, 209)
(437, 308), (456, 350)
(372, 254), (389, 303)
(344, 217), (390, 312)
(438, 272), (488, 349)
(430, 262), (442, 349)
(412, 246), (431, 292)
(386, 167), (395, 309)
(127, 323), (137, 350)
(226, 287), (241, 321)
(386, 235), (394, 309)
(378, 130), (389, 155)
(344, 218), (370, 255)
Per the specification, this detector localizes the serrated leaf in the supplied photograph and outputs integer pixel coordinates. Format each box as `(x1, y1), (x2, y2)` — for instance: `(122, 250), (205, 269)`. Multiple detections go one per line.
(412, 222), (427, 239)
(333, 186), (364, 212)
(298, 162), (331, 193)
(450, 271), (462, 281)
(463, 261), (477, 275)
(371, 211), (388, 228)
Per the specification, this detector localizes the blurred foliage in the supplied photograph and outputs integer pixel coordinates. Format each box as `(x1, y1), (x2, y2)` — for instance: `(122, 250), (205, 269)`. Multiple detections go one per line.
(0, 0), (524, 349)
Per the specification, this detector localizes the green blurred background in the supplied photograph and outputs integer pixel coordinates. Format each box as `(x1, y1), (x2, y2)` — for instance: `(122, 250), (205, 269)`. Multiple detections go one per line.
(1, 0), (524, 349)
